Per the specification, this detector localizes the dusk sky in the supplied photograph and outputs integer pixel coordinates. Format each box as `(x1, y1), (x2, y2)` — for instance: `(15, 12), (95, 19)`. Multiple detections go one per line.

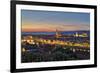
(21, 10), (90, 32)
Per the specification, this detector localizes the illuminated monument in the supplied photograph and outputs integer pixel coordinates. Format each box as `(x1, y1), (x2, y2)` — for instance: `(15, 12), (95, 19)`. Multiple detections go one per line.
(55, 29), (62, 38)
(74, 32), (88, 37)
(55, 29), (88, 38)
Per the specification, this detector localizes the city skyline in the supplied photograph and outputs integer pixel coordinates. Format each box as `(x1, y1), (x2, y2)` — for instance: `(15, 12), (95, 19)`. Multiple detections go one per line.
(21, 10), (90, 32)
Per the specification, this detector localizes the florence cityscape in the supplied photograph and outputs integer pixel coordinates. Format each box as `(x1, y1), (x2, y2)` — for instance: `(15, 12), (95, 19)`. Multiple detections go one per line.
(21, 10), (90, 63)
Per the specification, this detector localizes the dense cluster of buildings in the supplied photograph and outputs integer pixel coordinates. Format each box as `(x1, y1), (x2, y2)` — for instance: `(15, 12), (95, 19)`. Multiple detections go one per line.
(21, 30), (90, 52)
(21, 30), (90, 62)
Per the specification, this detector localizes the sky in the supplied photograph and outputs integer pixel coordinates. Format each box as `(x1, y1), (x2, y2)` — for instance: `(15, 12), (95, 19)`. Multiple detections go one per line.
(21, 10), (90, 32)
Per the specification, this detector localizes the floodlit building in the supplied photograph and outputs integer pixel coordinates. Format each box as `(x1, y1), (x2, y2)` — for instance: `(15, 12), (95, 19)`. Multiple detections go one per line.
(74, 32), (88, 37)
(55, 29), (62, 38)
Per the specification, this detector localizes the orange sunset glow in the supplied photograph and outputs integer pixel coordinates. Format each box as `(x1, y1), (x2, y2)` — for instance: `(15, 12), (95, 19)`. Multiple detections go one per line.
(22, 22), (90, 32)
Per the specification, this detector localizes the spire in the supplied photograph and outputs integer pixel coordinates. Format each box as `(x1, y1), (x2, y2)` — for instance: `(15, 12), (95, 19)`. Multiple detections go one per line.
(55, 29), (61, 38)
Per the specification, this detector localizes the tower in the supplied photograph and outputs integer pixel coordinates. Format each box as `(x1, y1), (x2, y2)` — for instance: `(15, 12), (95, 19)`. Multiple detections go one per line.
(55, 29), (61, 38)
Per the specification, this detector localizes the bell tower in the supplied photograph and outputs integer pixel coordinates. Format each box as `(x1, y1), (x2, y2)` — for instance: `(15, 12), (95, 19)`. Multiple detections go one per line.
(55, 29), (61, 38)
